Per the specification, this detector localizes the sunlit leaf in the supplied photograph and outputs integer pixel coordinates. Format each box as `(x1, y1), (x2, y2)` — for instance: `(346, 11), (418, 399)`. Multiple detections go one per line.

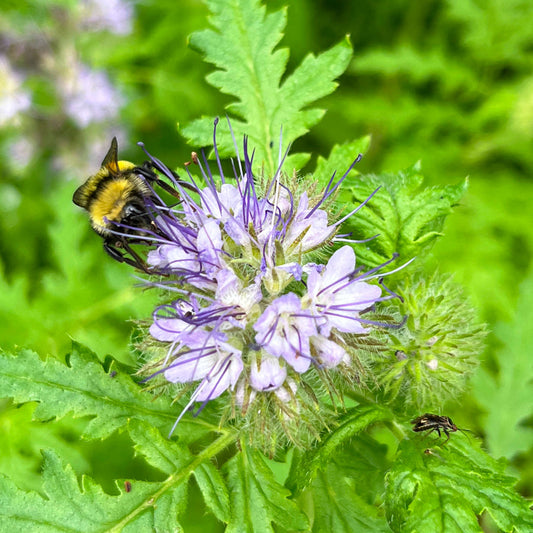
(0, 343), (211, 441)
(0, 450), (186, 533)
(339, 164), (467, 267)
(183, 0), (352, 174)
(224, 443), (308, 532)
(385, 437), (533, 532)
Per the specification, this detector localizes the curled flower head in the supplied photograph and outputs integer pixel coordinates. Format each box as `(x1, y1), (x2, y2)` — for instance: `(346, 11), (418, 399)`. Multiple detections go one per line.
(372, 271), (486, 413)
(130, 120), (403, 448)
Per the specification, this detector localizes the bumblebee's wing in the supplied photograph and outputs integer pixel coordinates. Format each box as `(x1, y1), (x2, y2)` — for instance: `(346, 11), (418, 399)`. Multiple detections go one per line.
(72, 183), (88, 207)
(73, 138), (120, 209)
(73, 167), (109, 208)
(101, 137), (120, 173)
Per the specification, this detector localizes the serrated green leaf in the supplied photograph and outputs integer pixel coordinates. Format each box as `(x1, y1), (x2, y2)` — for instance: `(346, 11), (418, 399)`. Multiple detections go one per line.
(0, 343), (215, 440)
(288, 404), (391, 494)
(0, 402), (89, 493)
(312, 463), (390, 533)
(473, 269), (533, 458)
(128, 419), (193, 474)
(0, 449), (186, 533)
(149, 485), (188, 533)
(385, 437), (533, 533)
(128, 420), (234, 527)
(314, 137), (371, 189)
(128, 422), (235, 532)
(0, 424), (235, 532)
(333, 433), (390, 505)
(194, 461), (231, 523)
(224, 443), (308, 532)
(184, 0), (352, 174)
(339, 164), (467, 267)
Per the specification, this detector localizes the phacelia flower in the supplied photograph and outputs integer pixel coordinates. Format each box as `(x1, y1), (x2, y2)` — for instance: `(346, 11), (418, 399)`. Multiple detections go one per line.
(254, 292), (317, 373)
(128, 119), (403, 447)
(79, 0), (134, 35)
(59, 62), (123, 128)
(0, 55), (31, 127)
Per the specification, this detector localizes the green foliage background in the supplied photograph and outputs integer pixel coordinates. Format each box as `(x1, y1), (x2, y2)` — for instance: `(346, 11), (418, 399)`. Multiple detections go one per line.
(0, 0), (532, 530)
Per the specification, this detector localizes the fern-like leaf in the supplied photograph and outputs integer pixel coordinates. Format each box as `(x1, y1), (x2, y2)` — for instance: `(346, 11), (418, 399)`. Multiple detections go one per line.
(183, 0), (352, 174)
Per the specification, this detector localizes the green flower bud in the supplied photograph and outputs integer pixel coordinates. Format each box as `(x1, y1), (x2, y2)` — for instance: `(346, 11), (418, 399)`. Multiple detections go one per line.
(372, 271), (487, 412)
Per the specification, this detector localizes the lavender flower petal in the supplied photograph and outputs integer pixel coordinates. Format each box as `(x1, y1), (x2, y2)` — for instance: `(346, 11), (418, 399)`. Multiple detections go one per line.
(250, 353), (287, 391)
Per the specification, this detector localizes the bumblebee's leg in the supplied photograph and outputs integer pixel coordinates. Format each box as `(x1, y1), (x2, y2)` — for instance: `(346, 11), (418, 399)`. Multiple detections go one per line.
(140, 160), (181, 181)
(154, 175), (198, 197)
(136, 162), (159, 181)
(136, 162), (180, 199)
(103, 241), (128, 263)
(444, 428), (450, 443)
(103, 239), (152, 274)
(155, 178), (185, 199)
(138, 161), (197, 197)
(120, 240), (153, 274)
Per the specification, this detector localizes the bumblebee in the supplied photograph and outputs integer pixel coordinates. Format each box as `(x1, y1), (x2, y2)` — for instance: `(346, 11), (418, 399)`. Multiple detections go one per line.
(73, 137), (181, 271)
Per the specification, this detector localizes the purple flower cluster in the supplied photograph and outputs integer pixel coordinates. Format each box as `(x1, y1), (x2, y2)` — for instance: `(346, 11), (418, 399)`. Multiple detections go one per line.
(59, 62), (123, 128)
(138, 122), (397, 433)
(0, 55), (32, 127)
(79, 0), (134, 35)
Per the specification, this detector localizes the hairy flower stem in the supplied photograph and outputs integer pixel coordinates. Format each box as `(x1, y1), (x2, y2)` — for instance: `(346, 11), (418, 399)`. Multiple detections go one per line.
(344, 388), (379, 407)
(344, 390), (406, 441)
(385, 420), (407, 442)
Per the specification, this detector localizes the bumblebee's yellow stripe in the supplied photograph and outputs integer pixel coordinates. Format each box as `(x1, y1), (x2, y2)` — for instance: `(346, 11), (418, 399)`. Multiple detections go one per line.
(90, 179), (136, 230)
(114, 160), (136, 172)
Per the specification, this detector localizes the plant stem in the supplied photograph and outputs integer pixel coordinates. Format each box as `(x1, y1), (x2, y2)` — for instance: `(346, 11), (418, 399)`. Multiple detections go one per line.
(107, 430), (237, 532)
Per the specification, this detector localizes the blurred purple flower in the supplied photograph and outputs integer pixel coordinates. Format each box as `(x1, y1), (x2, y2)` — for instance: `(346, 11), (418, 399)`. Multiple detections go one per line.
(79, 0), (134, 35)
(59, 63), (123, 128)
(7, 137), (34, 171)
(0, 55), (31, 127)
